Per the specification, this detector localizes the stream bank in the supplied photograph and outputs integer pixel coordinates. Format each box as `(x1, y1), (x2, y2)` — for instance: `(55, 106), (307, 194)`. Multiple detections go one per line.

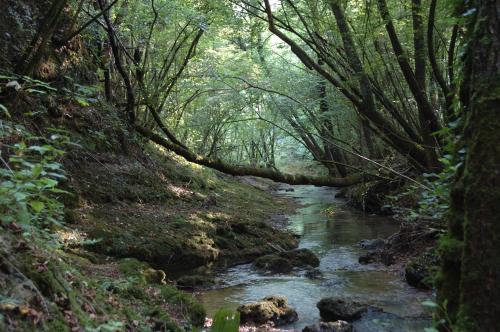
(200, 184), (434, 331)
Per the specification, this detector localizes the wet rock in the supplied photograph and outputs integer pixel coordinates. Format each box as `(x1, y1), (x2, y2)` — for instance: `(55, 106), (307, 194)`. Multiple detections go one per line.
(237, 296), (298, 326)
(281, 248), (320, 266)
(358, 251), (378, 264)
(284, 188), (295, 192)
(254, 255), (293, 273)
(317, 298), (368, 322)
(303, 321), (353, 332)
(305, 268), (322, 279)
(253, 248), (320, 273)
(358, 238), (385, 250)
(404, 249), (438, 289)
(381, 251), (396, 266)
(334, 189), (347, 198)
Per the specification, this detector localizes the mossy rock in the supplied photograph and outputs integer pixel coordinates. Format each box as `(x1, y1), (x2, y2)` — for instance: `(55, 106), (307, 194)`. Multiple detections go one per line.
(254, 255), (293, 273)
(253, 248), (320, 273)
(404, 249), (439, 289)
(143, 268), (167, 285)
(237, 295), (298, 326)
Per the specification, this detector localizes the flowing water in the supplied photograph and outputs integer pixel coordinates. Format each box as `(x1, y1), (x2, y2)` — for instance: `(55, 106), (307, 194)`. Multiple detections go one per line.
(200, 185), (433, 331)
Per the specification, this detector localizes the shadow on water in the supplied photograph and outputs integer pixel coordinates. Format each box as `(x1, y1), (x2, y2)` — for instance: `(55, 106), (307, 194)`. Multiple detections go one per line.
(200, 185), (433, 331)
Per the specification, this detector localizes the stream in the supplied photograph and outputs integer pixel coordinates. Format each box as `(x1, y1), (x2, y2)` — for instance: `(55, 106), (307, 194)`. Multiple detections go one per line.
(200, 185), (433, 331)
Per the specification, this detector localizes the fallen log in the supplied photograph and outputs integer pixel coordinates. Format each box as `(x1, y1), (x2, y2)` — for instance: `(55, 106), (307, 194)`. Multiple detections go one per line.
(135, 125), (371, 187)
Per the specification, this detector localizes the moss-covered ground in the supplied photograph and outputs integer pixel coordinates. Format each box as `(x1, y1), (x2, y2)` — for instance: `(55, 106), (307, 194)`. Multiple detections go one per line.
(66, 144), (298, 273)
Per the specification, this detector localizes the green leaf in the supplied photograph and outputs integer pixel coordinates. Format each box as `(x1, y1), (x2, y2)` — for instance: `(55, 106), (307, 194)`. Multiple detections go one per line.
(26, 88), (47, 95)
(0, 103), (11, 118)
(75, 96), (90, 107)
(49, 188), (71, 195)
(41, 178), (58, 187)
(421, 300), (439, 308)
(30, 201), (45, 213)
(32, 164), (43, 177)
(13, 192), (28, 202)
(29, 145), (51, 154)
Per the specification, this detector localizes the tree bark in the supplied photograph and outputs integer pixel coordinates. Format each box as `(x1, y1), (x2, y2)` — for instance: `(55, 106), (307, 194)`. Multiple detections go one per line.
(438, 0), (500, 330)
(16, 0), (69, 75)
(376, 0), (442, 171)
(317, 61), (348, 177)
(97, 0), (136, 124)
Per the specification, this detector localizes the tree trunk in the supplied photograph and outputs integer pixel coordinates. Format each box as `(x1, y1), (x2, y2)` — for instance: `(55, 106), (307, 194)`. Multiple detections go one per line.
(317, 59), (348, 177)
(438, 0), (500, 330)
(16, 0), (69, 75)
(135, 125), (371, 187)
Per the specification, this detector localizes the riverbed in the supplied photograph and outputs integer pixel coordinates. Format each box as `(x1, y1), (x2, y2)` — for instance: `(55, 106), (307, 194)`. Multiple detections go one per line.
(200, 185), (432, 331)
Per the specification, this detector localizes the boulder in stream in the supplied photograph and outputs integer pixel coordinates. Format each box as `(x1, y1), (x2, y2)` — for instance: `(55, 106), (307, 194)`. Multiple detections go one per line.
(253, 248), (320, 273)
(316, 298), (369, 322)
(303, 321), (353, 332)
(237, 295), (298, 326)
(358, 238), (385, 250)
(305, 267), (323, 279)
(404, 249), (438, 289)
(358, 251), (379, 264)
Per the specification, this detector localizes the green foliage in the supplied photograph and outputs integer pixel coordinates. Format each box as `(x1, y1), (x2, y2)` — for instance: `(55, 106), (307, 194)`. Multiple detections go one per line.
(437, 234), (463, 262)
(0, 122), (69, 232)
(391, 119), (464, 221)
(422, 299), (453, 331)
(211, 309), (240, 332)
(61, 76), (99, 107)
(159, 284), (206, 327)
(0, 74), (57, 101)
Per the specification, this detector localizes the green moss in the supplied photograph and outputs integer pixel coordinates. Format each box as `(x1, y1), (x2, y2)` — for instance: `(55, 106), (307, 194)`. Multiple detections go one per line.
(143, 268), (167, 285)
(44, 314), (71, 332)
(122, 285), (148, 300)
(119, 258), (149, 278)
(148, 306), (184, 332)
(404, 249), (439, 289)
(438, 234), (463, 262)
(159, 285), (206, 327)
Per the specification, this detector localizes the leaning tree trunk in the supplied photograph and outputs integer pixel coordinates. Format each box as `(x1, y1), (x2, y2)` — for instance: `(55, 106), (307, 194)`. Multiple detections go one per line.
(135, 125), (371, 187)
(437, 0), (500, 330)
